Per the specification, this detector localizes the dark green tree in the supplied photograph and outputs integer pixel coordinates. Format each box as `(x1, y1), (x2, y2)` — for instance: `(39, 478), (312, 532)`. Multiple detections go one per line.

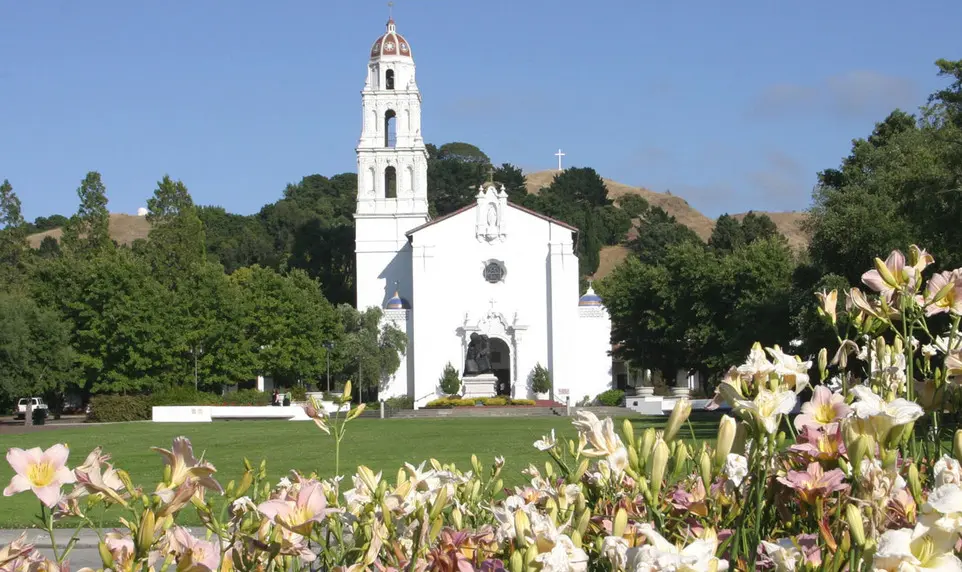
(145, 175), (207, 282)
(61, 172), (112, 255)
(0, 292), (76, 410)
(617, 194), (649, 219)
(0, 180), (27, 285)
(333, 304), (407, 401)
(629, 206), (702, 265)
(709, 214), (744, 253)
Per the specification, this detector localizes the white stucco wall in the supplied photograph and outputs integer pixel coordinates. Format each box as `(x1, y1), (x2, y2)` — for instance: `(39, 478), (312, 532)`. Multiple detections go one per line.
(407, 199), (583, 406)
(574, 307), (614, 404)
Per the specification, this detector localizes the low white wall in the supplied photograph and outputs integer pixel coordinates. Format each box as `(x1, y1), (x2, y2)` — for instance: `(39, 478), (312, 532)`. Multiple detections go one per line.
(151, 402), (352, 423)
(152, 406), (213, 423)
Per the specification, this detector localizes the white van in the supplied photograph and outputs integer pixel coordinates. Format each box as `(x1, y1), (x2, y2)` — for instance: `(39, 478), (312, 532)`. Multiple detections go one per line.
(16, 397), (49, 420)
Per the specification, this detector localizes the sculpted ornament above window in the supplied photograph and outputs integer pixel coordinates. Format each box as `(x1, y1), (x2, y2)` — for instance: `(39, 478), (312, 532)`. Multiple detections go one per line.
(483, 260), (506, 284)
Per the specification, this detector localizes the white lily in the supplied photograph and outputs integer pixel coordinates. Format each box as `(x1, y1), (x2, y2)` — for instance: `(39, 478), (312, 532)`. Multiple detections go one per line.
(766, 345), (812, 393)
(849, 385), (924, 443)
(734, 389), (797, 435)
(627, 524), (729, 572)
(533, 429), (557, 451)
(873, 524), (962, 571)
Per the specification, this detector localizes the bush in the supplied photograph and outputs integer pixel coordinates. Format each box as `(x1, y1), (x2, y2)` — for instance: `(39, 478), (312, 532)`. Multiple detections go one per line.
(510, 398), (536, 406)
(438, 362), (461, 395)
(87, 395), (150, 422)
(219, 389), (271, 406)
(290, 386), (307, 402)
(595, 389), (625, 407)
(530, 363), (551, 394)
(384, 395), (414, 409)
(423, 397), (537, 408)
(482, 397), (507, 406)
(149, 387), (220, 407)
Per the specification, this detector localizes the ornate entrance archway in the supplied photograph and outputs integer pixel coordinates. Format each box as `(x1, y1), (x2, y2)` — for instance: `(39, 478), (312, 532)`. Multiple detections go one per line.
(489, 337), (511, 395)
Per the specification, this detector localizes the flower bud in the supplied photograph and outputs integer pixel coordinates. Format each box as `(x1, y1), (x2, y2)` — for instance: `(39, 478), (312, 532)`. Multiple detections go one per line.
(849, 435), (870, 475)
(136, 509), (156, 555)
(908, 463), (923, 504)
(236, 471), (253, 497)
(628, 445), (640, 472)
(525, 544), (539, 566)
(623, 418), (636, 449)
(649, 439), (670, 500)
(577, 508), (591, 536)
(953, 430), (962, 463)
(98, 542), (115, 570)
(640, 428), (656, 470)
(699, 450), (712, 489)
(874, 257), (900, 288)
(714, 415), (737, 467)
(613, 507), (628, 537)
(845, 505), (866, 547)
(664, 399), (692, 443)
(670, 444), (689, 483)
(818, 348), (829, 382)
(452, 507), (463, 530)
(570, 529), (583, 549)
(514, 509), (531, 548)
(509, 550), (524, 572)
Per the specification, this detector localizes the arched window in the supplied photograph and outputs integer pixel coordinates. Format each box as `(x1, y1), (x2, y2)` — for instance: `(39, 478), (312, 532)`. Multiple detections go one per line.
(385, 166), (397, 199)
(384, 110), (396, 147)
(385, 69), (395, 90)
(366, 167), (375, 195)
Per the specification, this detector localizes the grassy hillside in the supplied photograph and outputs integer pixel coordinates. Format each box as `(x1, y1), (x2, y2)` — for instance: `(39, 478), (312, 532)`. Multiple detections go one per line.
(26, 213), (151, 248)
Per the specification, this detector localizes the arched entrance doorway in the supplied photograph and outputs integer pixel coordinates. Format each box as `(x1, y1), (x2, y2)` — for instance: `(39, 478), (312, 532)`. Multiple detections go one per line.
(489, 338), (511, 396)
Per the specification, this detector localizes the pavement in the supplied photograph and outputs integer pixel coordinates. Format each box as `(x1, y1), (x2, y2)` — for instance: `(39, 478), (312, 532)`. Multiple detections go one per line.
(0, 528), (206, 569)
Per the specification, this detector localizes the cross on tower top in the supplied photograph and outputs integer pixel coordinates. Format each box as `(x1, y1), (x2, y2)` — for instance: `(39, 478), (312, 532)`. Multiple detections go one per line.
(387, 1), (394, 18)
(554, 148), (566, 171)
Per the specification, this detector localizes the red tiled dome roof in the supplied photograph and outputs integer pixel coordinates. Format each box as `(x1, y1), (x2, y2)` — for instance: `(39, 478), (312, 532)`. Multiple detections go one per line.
(370, 19), (412, 60)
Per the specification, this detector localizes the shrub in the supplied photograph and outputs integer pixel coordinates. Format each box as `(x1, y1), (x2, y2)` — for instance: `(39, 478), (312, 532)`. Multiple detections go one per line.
(384, 395), (414, 409)
(148, 387), (219, 407)
(530, 363), (551, 394)
(595, 389), (625, 407)
(87, 395), (150, 422)
(438, 362), (461, 395)
(510, 398), (536, 406)
(482, 397), (507, 406)
(219, 389), (271, 406)
(290, 386), (307, 402)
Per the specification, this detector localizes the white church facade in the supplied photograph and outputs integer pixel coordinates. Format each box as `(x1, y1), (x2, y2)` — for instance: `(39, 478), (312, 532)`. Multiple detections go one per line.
(353, 18), (613, 408)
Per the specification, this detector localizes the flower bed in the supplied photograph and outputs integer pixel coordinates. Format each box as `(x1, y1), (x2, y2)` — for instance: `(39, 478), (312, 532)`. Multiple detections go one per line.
(5, 246), (962, 570)
(424, 396), (537, 408)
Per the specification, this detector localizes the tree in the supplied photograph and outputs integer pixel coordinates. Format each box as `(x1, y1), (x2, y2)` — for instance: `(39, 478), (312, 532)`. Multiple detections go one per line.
(145, 176), (207, 282)
(333, 304), (407, 401)
(709, 214), (744, 253)
(617, 194), (649, 219)
(436, 142), (490, 164)
(61, 171), (112, 255)
(438, 362), (460, 395)
(30, 249), (183, 395)
(740, 212), (779, 244)
(629, 206), (702, 265)
(37, 236), (61, 259)
(930, 58), (962, 124)
(0, 180), (27, 280)
(0, 292), (76, 411)
(493, 163), (528, 198)
(232, 266), (340, 387)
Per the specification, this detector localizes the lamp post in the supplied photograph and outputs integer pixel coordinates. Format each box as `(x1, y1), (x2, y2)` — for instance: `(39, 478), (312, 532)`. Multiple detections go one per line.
(323, 341), (334, 391)
(191, 344), (204, 391)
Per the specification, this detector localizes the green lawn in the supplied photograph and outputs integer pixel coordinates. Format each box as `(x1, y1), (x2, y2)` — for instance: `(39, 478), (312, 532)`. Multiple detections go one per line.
(0, 414), (722, 528)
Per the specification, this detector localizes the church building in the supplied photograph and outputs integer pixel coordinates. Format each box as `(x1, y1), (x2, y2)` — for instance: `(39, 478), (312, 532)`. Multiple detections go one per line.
(354, 18), (613, 408)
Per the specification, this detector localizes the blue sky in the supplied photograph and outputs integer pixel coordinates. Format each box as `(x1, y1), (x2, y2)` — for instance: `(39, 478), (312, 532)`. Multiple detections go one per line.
(2, 1), (960, 221)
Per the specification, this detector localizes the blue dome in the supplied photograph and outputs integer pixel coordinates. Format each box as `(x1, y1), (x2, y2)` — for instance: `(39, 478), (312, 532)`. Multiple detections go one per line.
(579, 284), (603, 307)
(386, 290), (410, 310)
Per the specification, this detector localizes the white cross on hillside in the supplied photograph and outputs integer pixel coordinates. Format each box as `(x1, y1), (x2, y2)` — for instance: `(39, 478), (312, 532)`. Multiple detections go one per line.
(554, 148), (565, 171)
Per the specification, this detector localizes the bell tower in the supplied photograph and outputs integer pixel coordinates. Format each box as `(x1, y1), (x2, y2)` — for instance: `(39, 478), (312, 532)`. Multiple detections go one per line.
(355, 17), (428, 310)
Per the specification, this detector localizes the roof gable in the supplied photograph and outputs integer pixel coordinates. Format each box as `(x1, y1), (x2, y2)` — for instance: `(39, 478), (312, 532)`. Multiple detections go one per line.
(406, 201), (578, 237)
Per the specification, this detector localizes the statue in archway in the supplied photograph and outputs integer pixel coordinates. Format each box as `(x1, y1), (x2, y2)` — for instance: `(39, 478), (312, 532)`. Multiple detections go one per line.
(464, 333), (492, 375)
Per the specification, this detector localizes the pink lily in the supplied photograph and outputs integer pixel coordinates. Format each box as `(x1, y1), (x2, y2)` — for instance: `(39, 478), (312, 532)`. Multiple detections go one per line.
(777, 462), (848, 505)
(69, 447), (127, 505)
(258, 478), (336, 535)
(4, 444), (76, 507)
(862, 248), (917, 302)
(924, 270), (962, 316)
(151, 437), (223, 502)
(163, 526), (220, 572)
(794, 386), (850, 431)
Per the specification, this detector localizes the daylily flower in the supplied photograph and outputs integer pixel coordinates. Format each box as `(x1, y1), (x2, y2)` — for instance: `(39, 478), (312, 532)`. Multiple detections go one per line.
(862, 248), (917, 302)
(873, 524), (962, 571)
(921, 484), (962, 536)
(790, 424), (845, 462)
(794, 386), (850, 431)
(935, 455), (962, 488)
(572, 411), (629, 475)
(724, 454), (748, 488)
(758, 538), (802, 571)
(104, 531), (136, 572)
(533, 429), (557, 451)
(777, 462), (848, 505)
(535, 533), (588, 572)
(946, 351), (962, 383)
(737, 343), (776, 387)
(4, 444), (76, 507)
(260, 478), (336, 535)
(163, 526), (220, 572)
(152, 437), (223, 503)
(924, 270), (962, 316)
(0, 533), (34, 570)
(628, 524), (729, 571)
(766, 345), (812, 393)
(733, 388), (797, 435)
(815, 289), (838, 325)
(849, 386), (924, 444)
(69, 447), (127, 505)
